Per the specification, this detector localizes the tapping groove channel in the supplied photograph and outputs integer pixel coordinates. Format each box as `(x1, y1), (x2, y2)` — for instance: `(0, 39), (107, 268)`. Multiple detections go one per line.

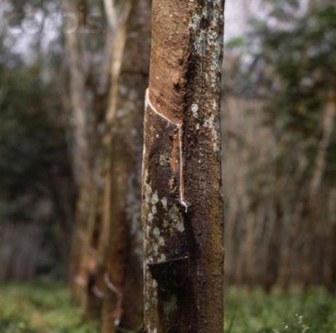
(145, 89), (189, 213)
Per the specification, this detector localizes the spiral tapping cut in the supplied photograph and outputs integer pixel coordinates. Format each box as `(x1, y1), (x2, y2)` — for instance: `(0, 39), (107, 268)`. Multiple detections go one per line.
(145, 89), (189, 213)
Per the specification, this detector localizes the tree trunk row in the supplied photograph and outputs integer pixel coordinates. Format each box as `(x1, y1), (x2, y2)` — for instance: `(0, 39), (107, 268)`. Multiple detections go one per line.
(62, 0), (225, 332)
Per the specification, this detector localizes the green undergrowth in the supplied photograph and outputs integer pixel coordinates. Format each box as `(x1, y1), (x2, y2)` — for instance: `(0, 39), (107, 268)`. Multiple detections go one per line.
(1, 283), (336, 332)
(225, 287), (336, 333)
(0, 282), (98, 333)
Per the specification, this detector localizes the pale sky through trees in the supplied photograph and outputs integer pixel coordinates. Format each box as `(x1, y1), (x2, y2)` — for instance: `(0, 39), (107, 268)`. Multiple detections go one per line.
(225, 0), (262, 40)
(225, 0), (311, 40)
(0, 0), (313, 54)
(0, 0), (259, 59)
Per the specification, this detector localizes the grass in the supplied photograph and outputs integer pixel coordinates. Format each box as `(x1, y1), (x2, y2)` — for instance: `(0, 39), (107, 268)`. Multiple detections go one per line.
(0, 282), (98, 333)
(0, 283), (336, 332)
(224, 287), (336, 333)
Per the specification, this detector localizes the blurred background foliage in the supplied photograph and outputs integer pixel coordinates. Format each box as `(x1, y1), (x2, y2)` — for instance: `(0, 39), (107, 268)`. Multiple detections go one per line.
(0, 1), (75, 280)
(223, 0), (336, 293)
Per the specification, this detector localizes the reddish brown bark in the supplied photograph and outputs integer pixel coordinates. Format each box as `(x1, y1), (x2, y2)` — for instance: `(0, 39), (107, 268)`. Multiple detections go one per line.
(100, 0), (151, 332)
(142, 1), (225, 332)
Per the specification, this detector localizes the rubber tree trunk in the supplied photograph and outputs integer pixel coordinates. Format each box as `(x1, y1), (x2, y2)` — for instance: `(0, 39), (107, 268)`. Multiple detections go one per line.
(100, 0), (151, 332)
(142, 1), (225, 332)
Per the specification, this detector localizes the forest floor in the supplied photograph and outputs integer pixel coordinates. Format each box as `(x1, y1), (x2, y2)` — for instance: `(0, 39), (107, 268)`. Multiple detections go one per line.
(0, 283), (336, 333)
(225, 287), (336, 333)
(0, 282), (98, 333)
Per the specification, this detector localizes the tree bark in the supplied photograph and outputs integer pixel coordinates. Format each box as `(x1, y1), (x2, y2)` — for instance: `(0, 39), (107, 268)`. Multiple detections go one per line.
(61, 0), (96, 306)
(100, 0), (151, 331)
(142, 1), (225, 332)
